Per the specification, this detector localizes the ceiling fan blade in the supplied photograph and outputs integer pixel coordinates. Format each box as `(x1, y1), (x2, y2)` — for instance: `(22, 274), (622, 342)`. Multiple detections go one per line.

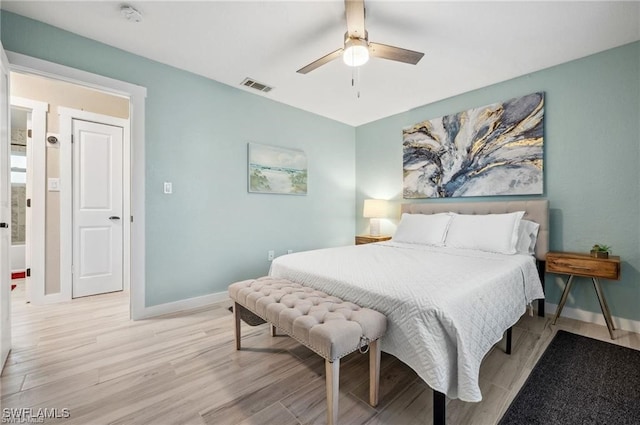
(296, 48), (344, 74)
(345, 0), (365, 39)
(369, 42), (424, 65)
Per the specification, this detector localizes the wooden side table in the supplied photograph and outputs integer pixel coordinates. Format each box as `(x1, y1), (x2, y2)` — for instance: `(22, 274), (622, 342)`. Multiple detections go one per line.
(546, 251), (620, 339)
(355, 235), (391, 245)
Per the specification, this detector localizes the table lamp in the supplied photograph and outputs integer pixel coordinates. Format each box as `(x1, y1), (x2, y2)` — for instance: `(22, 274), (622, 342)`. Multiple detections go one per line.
(363, 199), (386, 236)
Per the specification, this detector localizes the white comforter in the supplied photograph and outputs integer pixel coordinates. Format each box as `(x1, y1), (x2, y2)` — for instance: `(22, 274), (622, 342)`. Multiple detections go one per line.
(269, 241), (544, 402)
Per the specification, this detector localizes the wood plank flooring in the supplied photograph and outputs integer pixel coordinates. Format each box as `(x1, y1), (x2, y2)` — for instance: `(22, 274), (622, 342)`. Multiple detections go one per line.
(2, 281), (639, 424)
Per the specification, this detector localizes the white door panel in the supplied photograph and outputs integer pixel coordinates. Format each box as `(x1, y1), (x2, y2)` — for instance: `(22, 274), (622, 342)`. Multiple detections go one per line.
(72, 119), (123, 298)
(0, 42), (11, 370)
(79, 226), (112, 276)
(79, 131), (112, 209)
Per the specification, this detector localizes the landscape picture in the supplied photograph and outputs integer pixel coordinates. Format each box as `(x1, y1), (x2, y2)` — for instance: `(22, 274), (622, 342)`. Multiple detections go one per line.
(402, 92), (544, 198)
(248, 143), (307, 195)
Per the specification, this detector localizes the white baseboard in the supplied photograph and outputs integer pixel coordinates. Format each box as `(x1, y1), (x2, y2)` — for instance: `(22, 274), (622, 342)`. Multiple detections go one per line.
(546, 302), (640, 334)
(137, 291), (229, 319)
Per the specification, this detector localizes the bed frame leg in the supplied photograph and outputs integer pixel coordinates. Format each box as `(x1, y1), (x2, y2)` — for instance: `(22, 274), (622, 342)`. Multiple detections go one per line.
(433, 390), (446, 425)
(505, 326), (512, 355)
(537, 260), (546, 317)
(233, 302), (241, 350)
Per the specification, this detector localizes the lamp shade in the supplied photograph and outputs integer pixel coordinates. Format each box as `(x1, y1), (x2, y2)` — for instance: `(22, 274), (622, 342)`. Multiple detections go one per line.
(363, 199), (387, 218)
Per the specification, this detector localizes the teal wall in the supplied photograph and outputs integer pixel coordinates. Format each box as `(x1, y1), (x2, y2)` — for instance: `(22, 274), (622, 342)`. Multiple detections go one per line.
(356, 42), (640, 322)
(1, 12), (356, 307)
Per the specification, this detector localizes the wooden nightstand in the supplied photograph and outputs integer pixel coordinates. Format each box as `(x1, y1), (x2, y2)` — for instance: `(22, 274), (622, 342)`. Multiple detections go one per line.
(355, 235), (391, 245)
(546, 251), (621, 339)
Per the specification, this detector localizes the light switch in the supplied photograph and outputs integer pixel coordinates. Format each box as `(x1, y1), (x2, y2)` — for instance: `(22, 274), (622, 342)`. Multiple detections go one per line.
(163, 182), (172, 194)
(48, 178), (60, 192)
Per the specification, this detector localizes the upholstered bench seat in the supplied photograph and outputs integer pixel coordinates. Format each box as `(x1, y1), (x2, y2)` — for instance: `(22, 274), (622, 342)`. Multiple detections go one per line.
(228, 276), (387, 425)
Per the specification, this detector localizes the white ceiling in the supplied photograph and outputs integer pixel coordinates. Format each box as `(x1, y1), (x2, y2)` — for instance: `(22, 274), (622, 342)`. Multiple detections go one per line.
(2, 1), (639, 126)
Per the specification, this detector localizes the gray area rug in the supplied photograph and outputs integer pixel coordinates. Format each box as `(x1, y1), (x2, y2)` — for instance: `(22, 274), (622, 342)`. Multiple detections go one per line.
(499, 330), (640, 424)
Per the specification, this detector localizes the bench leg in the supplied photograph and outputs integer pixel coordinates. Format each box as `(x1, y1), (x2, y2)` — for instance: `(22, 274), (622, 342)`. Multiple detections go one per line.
(270, 324), (277, 337)
(233, 302), (241, 350)
(325, 359), (340, 425)
(369, 339), (381, 407)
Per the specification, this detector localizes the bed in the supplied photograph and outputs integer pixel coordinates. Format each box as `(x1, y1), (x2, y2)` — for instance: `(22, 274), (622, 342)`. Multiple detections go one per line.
(269, 200), (548, 420)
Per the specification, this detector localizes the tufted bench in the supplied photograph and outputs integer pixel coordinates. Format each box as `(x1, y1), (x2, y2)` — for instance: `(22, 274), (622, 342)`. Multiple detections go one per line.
(228, 276), (387, 425)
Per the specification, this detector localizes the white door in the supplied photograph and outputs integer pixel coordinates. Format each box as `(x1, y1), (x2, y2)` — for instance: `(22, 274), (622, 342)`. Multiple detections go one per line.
(72, 119), (123, 298)
(25, 111), (33, 303)
(10, 97), (47, 305)
(0, 42), (11, 369)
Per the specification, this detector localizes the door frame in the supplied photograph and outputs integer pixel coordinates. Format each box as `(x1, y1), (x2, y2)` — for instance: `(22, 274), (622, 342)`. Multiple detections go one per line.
(1, 41), (11, 370)
(10, 96), (47, 305)
(7, 51), (147, 319)
(60, 110), (130, 300)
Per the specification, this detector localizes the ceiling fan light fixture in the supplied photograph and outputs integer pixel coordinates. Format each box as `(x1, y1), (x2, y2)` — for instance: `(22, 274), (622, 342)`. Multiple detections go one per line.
(296, 1), (424, 74)
(343, 38), (369, 67)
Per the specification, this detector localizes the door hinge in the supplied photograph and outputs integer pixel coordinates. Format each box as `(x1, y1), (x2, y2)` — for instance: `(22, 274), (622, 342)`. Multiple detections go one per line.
(27, 198), (31, 207)
(130, 216), (133, 223)
(26, 268), (31, 277)
(71, 134), (74, 143)
(27, 129), (32, 138)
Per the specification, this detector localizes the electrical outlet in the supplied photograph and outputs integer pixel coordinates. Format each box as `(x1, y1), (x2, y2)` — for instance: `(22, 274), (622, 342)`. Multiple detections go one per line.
(287, 250), (293, 254)
(268, 250), (275, 261)
(163, 182), (172, 194)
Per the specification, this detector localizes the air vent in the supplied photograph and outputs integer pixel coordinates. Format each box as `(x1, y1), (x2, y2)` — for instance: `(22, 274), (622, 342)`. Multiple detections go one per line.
(240, 78), (273, 93)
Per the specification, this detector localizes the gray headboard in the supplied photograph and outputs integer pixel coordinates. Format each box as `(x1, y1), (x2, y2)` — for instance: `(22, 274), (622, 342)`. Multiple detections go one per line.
(401, 200), (549, 261)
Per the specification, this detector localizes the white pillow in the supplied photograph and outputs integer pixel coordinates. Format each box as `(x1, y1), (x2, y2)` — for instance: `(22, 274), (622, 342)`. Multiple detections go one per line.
(393, 213), (452, 246)
(515, 219), (540, 255)
(444, 211), (525, 254)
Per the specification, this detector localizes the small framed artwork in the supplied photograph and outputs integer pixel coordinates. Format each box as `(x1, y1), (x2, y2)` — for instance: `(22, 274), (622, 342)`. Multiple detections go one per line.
(248, 143), (307, 195)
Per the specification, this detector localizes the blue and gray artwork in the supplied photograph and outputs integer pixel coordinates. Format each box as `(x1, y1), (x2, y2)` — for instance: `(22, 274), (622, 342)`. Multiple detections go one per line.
(402, 92), (544, 198)
(248, 143), (307, 195)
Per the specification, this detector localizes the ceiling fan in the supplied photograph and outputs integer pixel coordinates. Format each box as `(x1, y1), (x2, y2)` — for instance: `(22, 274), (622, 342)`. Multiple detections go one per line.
(297, 0), (425, 74)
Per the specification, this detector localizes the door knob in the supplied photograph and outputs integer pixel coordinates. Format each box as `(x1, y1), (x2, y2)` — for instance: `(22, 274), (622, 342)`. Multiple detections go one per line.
(109, 216), (121, 220)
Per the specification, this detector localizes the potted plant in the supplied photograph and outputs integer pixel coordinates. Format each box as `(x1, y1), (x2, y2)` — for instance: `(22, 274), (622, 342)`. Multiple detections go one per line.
(591, 244), (611, 259)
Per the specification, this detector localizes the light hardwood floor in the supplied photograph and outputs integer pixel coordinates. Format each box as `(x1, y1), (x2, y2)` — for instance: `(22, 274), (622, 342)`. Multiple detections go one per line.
(2, 281), (639, 425)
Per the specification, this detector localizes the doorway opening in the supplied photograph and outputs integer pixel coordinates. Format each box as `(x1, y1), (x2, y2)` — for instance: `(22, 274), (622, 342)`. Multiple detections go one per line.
(9, 107), (27, 286)
(1, 51), (147, 373)
(10, 72), (131, 304)
(10, 97), (47, 305)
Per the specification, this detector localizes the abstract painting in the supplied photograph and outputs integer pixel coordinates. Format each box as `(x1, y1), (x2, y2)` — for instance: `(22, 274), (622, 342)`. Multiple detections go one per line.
(248, 143), (307, 195)
(402, 92), (544, 198)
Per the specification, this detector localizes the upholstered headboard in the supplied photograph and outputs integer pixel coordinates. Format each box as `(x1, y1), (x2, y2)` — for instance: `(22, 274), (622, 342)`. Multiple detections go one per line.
(401, 200), (549, 261)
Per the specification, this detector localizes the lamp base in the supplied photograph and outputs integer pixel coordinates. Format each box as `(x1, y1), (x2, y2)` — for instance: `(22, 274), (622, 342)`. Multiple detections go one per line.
(369, 218), (381, 236)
